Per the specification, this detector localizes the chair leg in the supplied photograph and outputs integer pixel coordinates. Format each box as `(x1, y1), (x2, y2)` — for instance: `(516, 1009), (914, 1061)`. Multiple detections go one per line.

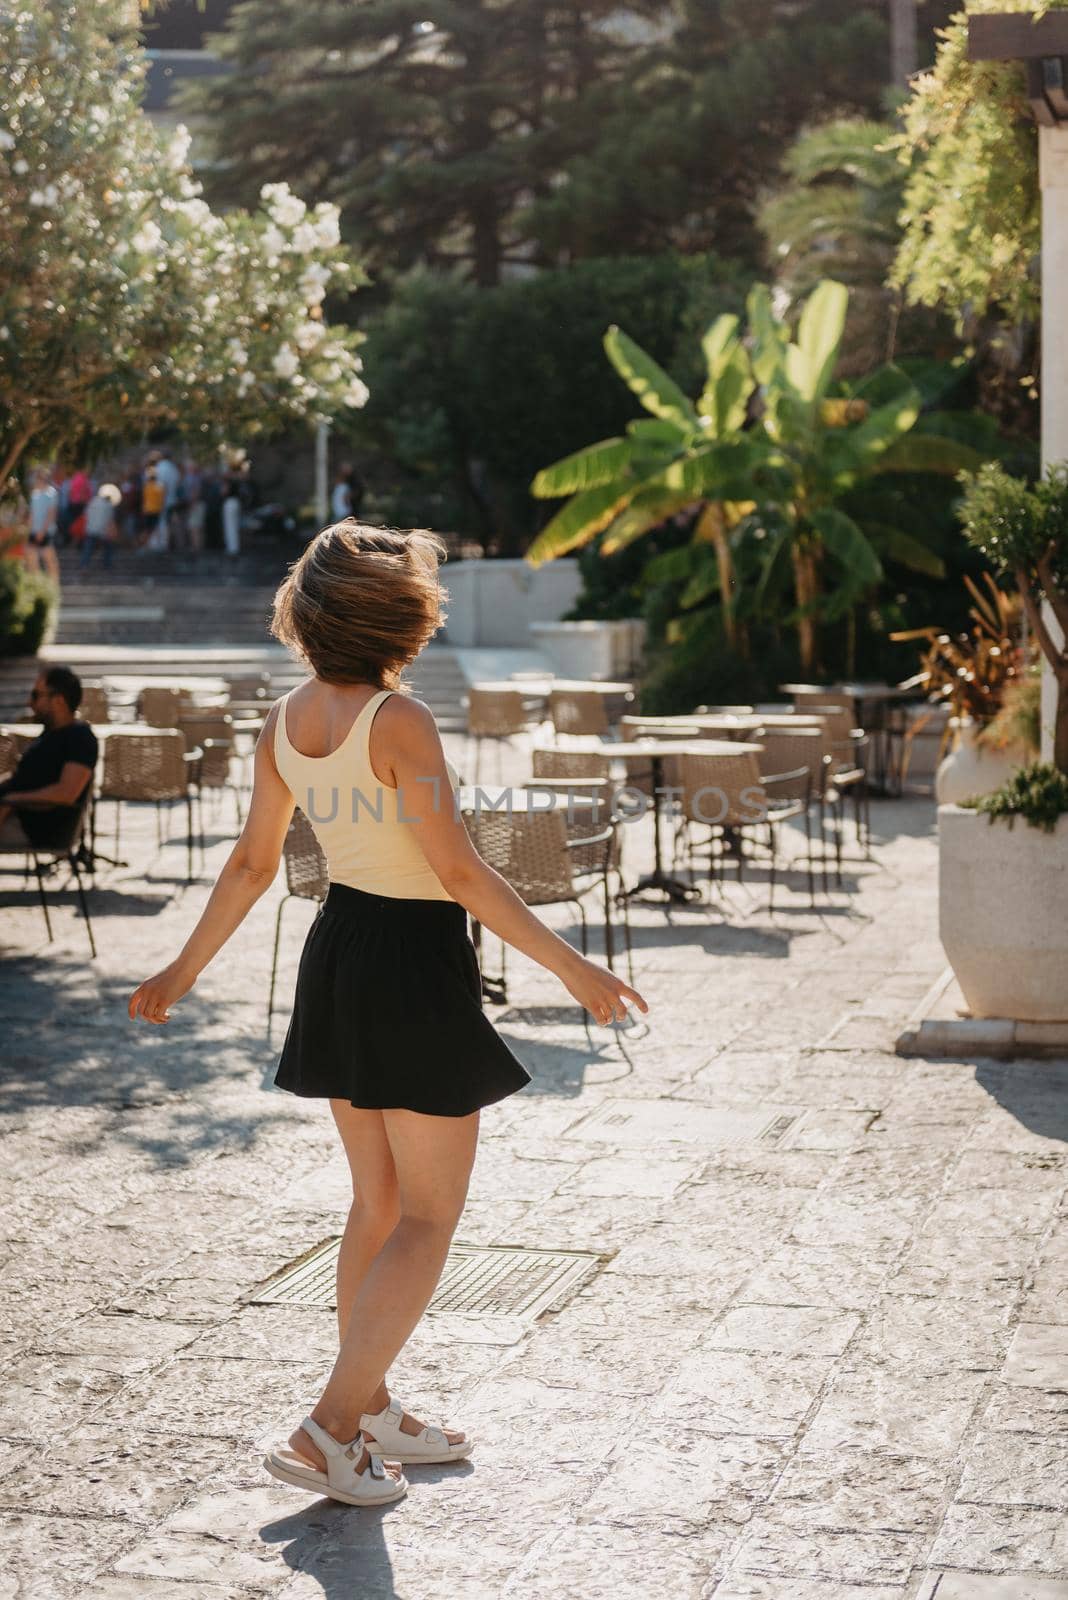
(602, 868), (615, 971)
(768, 823), (777, 914)
(155, 799), (163, 848)
(804, 808), (815, 908)
(268, 894), (289, 1019)
(31, 856), (53, 943)
(185, 792), (193, 883)
(578, 901), (588, 958)
(69, 854), (96, 958)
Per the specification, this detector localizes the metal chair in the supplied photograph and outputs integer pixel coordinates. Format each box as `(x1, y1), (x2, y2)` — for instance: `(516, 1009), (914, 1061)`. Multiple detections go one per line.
(798, 704), (870, 867)
(0, 783), (97, 954)
(522, 774), (633, 981)
(677, 748), (807, 911)
(268, 808), (329, 1020)
(465, 687), (530, 783)
(463, 804), (619, 1005)
(95, 730), (201, 881)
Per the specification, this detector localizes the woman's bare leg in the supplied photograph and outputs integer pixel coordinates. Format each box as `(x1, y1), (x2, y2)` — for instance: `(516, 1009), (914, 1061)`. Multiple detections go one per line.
(289, 1106), (479, 1475)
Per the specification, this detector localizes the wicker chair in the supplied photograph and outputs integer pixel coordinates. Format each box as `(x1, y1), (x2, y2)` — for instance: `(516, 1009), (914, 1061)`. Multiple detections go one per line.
(268, 808), (329, 1020)
(225, 671), (273, 702)
(677, 747), (807, 911)
(137, 686), (188, 729)
(0, 782), (96, 954)
(177, 711), (243, 826)
(464, 803), (619, 1005)
(795, 703), (870, 866)
(95, 730), (201, 881)
(753, 727), (828, 901)
(465, 687), (530, 783)
(548, 688), (616, 738)
(522, 774), (632, 978)
(0, 731), (20, 781)
(79, 684), (110, 724)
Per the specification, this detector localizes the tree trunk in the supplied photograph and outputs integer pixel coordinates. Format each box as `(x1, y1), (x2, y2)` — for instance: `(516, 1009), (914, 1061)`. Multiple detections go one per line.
(696, 503), (736, 648)
(791, 541), (821, 676)
(1055, 674), (1068, 774)
(889, 0), (917, 88)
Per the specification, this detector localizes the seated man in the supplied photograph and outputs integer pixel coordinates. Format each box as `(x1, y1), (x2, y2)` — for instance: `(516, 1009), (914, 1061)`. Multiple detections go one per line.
(0, 667), (98, 851)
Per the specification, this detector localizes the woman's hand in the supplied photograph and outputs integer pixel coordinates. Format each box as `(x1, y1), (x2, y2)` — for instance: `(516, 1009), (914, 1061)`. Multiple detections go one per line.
(128, 960), (197, 1026)
(559, 953), (649, 1027)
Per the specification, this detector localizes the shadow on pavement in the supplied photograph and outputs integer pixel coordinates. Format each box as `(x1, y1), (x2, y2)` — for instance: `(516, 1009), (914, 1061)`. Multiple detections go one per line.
(975, 1058), (1068, 1144)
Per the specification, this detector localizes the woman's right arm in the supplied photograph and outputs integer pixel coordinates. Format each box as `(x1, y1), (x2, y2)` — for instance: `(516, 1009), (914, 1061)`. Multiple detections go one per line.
(377, 696), (647, 1024)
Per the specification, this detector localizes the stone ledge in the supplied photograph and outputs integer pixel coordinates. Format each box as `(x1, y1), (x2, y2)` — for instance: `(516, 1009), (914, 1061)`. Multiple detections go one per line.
(896, 967), (1068, 1059)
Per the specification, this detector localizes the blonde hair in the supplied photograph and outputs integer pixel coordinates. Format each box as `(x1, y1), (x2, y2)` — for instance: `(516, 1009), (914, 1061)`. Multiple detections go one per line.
(270, 520), (448, 688)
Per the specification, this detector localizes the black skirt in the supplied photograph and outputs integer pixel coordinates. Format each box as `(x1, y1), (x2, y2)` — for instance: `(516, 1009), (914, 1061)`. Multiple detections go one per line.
(274, 882), (531, 1117)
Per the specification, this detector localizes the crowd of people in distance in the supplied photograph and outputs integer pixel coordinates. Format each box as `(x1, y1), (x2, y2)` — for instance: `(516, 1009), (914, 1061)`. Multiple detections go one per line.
(0, 451), (257, 584)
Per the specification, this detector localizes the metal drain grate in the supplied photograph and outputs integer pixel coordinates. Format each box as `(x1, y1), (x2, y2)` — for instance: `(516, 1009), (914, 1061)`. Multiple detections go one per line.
(566, 1099), (805, 1147)
(244, 1241), (602, 1320)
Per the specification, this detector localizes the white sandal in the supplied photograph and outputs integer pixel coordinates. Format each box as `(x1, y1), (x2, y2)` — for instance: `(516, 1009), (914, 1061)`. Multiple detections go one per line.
(264, 1415), (408, 1506)
(360, 1397), (473, 1464)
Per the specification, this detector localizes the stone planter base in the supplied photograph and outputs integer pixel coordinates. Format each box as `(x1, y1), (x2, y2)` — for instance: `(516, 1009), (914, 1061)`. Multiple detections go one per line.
(896, 968), (1068, 1058)
(939, 803), (1068, 1023)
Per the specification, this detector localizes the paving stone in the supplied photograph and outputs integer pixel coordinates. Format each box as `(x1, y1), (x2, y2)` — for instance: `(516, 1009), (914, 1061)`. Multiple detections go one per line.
(1003, 1323), (1068, 1388)
(730, 1520), (921, 1584)
(767, 1447), (946, 1533)
(845, 1295), (1012, 1375)
(929, 1504), (1068, 1575)
(730, 1248), (890, 1313)
(0, 1354), (130, 1436)
(557, 1152), (705, 1198)
(82, 1581), (250, 1600)
(0, 1426), (242, 1522)
(580, 1429), (785, 1529)
(101, 1357), (329, 1441)
(981, 1384), (1068, 1436)
(114, 1532), (294, 1589)
(800, 1370), (986, 1458)
(661, 1352), (834, 1437)
(0, 1510), (133, 1598)
(713, 1581), (907, 1600)
(915, 1576), (1068, 1600)
(957, 1433), (1068, 1510)
(705, 1306), (861, 1358)
(787, 1194), (923, 1252)
(502, 1519), (719, 1598)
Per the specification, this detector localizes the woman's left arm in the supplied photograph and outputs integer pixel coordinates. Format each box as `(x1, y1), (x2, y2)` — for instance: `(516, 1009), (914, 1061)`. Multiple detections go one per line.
(129, 705), (295, 1025)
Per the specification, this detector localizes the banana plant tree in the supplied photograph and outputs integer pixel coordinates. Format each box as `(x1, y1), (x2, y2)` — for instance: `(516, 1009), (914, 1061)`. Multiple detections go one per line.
(739, 279), (986, 673)
(525, 315), (769, 647)
(528, 277), (985, 675)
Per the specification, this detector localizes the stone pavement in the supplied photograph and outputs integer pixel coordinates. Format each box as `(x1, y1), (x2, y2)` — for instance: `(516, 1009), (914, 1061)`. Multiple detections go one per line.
(1, 762), (1066, 1600)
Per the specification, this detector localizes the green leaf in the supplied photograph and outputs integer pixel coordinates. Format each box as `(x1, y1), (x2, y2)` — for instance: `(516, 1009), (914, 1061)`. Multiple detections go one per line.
(874, 433), (985, 477)
(746, 282), (789, 388)
(525, 482), (635, 566)
(531, 438), (634, 498)
(809, 506), (883, 588)
(603, 325), (698, 427)
(646, 439), (763, 502)
(626, 417), (688, 446)
(793, 278), (848, 402)
(600, 489), (693, 556)
(867, 523), (946, 578)
(824, 384), (922, 482)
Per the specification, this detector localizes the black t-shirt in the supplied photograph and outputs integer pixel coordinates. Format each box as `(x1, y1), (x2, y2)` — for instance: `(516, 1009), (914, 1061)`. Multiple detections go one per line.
(0, 720), (98, 847)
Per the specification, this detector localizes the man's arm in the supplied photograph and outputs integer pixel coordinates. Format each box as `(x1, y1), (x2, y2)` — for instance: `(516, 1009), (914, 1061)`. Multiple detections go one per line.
(3, 760), (93, 808)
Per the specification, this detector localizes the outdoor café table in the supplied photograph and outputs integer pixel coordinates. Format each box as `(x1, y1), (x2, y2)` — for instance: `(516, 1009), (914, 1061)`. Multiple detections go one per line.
(99, 674), (231, 712)
(556, 737), (765, 904)
(471, 676), (635, 709)
(779, 681), (913, 794)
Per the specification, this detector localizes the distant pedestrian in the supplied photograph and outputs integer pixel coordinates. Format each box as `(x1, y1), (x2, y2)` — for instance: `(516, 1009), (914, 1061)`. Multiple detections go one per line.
(119, 467), (142, 547)
(26, 469), (60, 582)
(141, 460), (166, 548)
(80, 483), (121, 572)
(66, 466), (93, 548)
(331, 463), (365, 523)
(182, 459), (205, 555)
(222, 475), (242, 556)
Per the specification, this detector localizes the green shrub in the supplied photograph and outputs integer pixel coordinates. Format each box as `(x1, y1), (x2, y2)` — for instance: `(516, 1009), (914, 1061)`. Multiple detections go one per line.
(967, 763), (1068, 833)
(0, 559), (58, 658)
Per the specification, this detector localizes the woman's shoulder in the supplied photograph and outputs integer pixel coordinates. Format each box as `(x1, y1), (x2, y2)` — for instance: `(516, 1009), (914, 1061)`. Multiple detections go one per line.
(377, 690), (437, 737)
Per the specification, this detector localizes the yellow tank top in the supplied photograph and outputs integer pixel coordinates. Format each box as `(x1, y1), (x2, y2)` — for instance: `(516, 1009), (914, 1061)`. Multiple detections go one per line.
(273, 687), (459, 901)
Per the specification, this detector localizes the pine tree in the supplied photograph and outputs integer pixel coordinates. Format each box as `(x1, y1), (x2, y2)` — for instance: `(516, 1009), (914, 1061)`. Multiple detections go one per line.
(186, 0), (662, 286)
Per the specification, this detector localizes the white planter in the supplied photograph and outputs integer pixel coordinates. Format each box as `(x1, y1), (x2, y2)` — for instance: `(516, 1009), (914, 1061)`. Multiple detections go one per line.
(935, 717), (1026, 804)
(939, 803), (1068, 1021)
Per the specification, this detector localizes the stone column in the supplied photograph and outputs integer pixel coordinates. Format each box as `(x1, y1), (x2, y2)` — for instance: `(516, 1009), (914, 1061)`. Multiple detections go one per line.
(1039, 125), (1068, 760)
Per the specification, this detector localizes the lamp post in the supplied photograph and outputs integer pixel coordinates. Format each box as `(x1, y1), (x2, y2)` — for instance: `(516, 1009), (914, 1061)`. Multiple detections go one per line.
(969, 11), (1068, 761)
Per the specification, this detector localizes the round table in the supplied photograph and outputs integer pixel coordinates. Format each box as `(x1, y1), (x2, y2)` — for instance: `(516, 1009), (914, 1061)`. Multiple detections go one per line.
(574, 737), (765, 903)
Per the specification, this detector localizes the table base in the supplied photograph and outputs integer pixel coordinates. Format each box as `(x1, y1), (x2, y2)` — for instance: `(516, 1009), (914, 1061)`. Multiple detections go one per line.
(620, 869), (702, 906)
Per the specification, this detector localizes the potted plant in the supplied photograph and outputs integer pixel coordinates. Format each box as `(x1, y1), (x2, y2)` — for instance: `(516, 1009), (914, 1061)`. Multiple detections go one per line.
(938, 463), (1068, 1022)
(892, 573), (1034, 803)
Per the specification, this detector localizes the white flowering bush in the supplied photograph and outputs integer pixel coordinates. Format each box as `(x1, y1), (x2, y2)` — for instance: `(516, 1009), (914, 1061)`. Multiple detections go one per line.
(0, 0), (368, 486)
